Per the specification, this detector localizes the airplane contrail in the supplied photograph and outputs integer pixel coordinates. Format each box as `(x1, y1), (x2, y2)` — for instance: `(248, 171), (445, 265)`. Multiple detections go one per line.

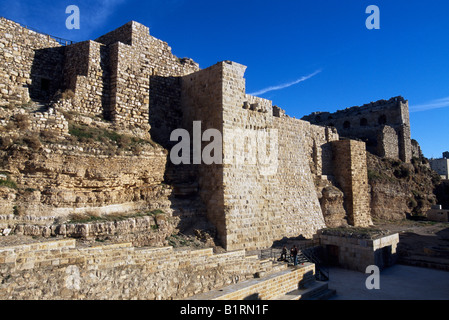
(249, 70), (322, 96)
(410, 96), (449, 112)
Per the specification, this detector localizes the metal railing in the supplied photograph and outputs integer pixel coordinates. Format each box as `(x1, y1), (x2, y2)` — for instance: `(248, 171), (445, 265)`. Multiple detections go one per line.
(302, 248), (330, 281)
(258, 240), (330, 281)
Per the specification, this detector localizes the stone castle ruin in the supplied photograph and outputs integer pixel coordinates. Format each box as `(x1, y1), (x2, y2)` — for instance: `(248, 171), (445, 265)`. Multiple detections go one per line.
(0, 17), (414, 252)
(302, 96), (412, 163)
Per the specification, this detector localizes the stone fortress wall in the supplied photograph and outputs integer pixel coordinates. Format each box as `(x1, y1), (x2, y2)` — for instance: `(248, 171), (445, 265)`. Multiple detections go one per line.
(181, 61), (373, 250)
(0, 17), (404, 252)
(302, 96), (413, 163)
(0, 18), (64, 106)
(0, 239), (292, 300)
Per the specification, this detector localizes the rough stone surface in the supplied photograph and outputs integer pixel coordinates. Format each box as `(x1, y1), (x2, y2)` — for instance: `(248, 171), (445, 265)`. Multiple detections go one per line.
(331, 140), (373, 227)
(181, 61), (337, 250)
(0, 239), (289, 300)
(319, 232), (400, 272)
(302, 96), (413, 163)
(0, 17), (413, 252)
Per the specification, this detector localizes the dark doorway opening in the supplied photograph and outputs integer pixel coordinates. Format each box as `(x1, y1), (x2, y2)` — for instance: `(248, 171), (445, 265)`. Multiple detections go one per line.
(326, 245), (339, 266)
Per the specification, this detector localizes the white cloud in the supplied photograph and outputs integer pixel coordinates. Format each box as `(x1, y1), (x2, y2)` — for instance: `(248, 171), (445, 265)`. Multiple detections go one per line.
(249, 70), (322, 96)
(410, 96), (449, 112)
(82, 0), (126, 30)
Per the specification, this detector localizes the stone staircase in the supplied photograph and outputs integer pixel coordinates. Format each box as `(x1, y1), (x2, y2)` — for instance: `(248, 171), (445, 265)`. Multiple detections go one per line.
(1, 238), (336, 300)
(273, 280), (336, 301)
(187, 263), (336, 301)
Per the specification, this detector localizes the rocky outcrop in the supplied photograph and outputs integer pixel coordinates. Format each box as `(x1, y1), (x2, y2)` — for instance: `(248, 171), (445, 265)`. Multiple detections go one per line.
(367, 153), (439, 220)
(369, 180), (411, 220)
(320, 185), (348, 228)
(2, 141), (169, 217)
(9, 214), (174, 247)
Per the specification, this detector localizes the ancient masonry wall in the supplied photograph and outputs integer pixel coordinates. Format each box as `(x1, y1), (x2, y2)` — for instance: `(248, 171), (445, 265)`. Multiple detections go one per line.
(0, 239), (286, 300)
(271, 117), (331, 240)
(0, 18), (200, 134)
(192, 264), (316, 300)
(181, 63), (225, 244)
(95, 21), (200, 136)
(377, 125), (399, 159)
(0, 18), (64, 106)
(0, 106), (69, 137)
(182, 61), (338, 250)
(331, 140), (372, 227)
(221, 61), (280, 250)
(319, 233), (399, 272)
(64, 41), (108, 118)
(302, 96), (412, 163)
(0, 17), (377, 251)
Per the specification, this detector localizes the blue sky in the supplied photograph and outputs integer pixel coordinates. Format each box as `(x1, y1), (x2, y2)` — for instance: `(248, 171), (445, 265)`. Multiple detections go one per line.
(1, 0), (448, 158)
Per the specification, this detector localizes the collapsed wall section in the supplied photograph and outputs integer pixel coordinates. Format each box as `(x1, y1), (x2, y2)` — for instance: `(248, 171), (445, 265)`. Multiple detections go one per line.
(271, 117), (328, 240)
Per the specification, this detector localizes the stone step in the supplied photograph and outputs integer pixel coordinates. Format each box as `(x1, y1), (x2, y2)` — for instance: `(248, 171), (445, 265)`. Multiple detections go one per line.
(398, 256), (449, 272)
(187, 263), (316, 300)
(273, 281), (335, 300)
(0, 239), (76, 255)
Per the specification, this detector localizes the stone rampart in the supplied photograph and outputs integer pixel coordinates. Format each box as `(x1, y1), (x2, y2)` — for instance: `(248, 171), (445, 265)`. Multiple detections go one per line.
(181, 61), (340, 250)
(0, 239), (286, 300)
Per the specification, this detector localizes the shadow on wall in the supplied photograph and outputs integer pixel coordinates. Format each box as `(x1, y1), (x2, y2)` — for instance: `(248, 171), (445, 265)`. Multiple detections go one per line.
(435, 181), (449, 210)
(323, 243), (397, 272)
(271, 235), (308, 248)
(29, 47), (65, 103)
(374, 245), (397, 271)
(100, 45), (112, 122)
(299, 270), (315, 288)
(436, 227), (449, 240)
(243, 293), (261, 300)
(148, 75), (183, 149)
(398, 228), (449, 262)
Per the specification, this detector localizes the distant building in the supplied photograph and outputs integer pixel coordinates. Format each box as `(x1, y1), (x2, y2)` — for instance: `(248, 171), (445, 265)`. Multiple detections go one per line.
(430, 157), (449, 180)
(443, 151), (449, 159)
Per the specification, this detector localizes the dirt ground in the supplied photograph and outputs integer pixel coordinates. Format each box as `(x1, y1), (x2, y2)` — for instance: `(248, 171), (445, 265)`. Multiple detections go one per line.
(373, 219), (449, 236)
(373, 219), (449, 267)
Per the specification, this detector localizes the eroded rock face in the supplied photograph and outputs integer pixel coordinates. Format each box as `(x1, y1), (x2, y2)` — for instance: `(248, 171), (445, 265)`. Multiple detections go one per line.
(320, 186), (348, 228)
(367, 153), (439, 220)
(2, 145), (170, 217)
(370, 181), (410, 220)
(10, 214), (176, 247)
